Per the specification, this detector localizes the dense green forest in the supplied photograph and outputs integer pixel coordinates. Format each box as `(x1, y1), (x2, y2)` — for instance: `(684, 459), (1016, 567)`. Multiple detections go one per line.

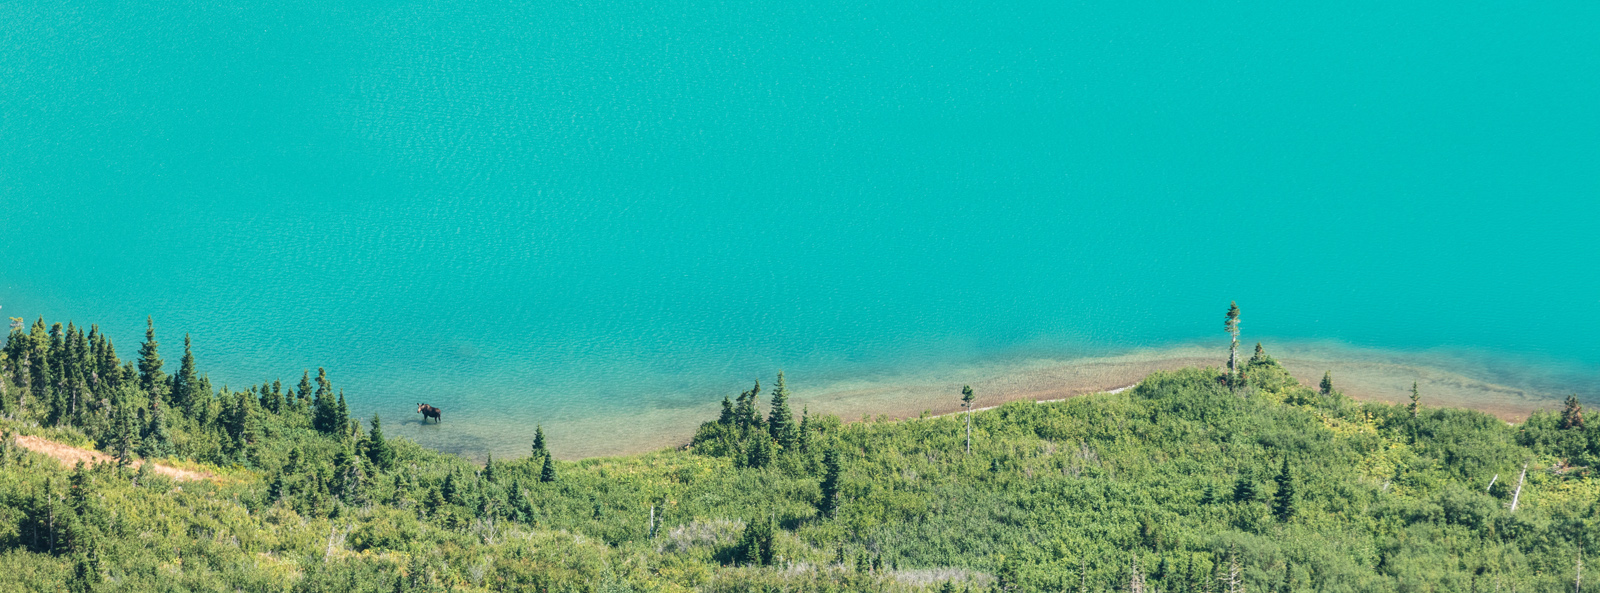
(1, 316), (1597, 592)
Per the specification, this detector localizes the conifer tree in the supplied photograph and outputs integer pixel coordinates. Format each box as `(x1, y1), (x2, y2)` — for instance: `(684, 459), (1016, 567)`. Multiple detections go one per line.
(768, 371), (797, 450)
(531, 425), (548, 458)
(137, 317), (166, 403)
(1273, 458), (1297, 521)
(1409, 382), (1421, 419)
(295, 371), (313, 410)
(170, 335), (200, 414)
(818, 446), (842, 518)
(1560, 394), (1585, 430)
(540, 453), (557, 483)
(1320, 371), (1334, 396)
(442, 469), (461, 505)
(364, 414), (395, 471)
(139, 396), (173, 459)
(1224, 302), (1241, 387)
(797, 407), (815, 455)
(719, 395), (735, 425)
(337, 390), (350, 436)
(311, 369), (342, 435)
(111, 403), (139, 466)
(1232, 474), (1257, 504)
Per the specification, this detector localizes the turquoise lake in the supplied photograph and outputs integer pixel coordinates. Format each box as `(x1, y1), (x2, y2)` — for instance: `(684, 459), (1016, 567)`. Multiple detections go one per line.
(2, 2), (1596, 457)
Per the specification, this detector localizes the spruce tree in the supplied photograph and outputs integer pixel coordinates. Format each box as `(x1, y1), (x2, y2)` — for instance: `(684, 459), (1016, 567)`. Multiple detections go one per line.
(137, 317), (166, 403)
(818, 446), (842, 518)
(531, 425), (548, 457)
(171, 335), (200, 414)
(483, 452), (497, 483)
(1320, 371), (1334, 395)
(139, 396), (173, 459)
(540, 453), (557, 483)
(1409, 382), (1421, 419)
(768, 371), (797, 450)
(1232, 474), (1257, 504)
(295, 371), (313, 410)
(797, 408), (815, 455)
(719, 395), (735, 425)
(364, 414), (395, 471)
(1272, 458), (1296, 521)
(311, 369), (342, 435)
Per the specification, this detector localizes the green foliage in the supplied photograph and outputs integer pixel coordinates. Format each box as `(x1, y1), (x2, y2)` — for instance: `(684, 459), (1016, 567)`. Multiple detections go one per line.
(0, 315), (1595, 592)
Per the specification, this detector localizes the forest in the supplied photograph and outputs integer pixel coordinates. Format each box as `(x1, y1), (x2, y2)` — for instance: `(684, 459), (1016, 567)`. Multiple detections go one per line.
(0, 315), (1597, 592)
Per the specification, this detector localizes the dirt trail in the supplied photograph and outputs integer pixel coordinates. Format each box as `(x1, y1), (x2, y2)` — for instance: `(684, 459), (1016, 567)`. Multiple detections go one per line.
(11, 435), (214, 482)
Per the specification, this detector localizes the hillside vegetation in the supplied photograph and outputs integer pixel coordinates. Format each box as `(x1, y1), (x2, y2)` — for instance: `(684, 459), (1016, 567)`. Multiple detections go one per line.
(1, 318), (1597, 592)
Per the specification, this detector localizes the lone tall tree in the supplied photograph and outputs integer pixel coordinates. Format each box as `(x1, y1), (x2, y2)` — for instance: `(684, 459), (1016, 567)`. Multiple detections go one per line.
(1320, 371), (1334, 395)
(961, 385), (976, 455)
(540, 453), (557, 483)
(768, 371), (797, 450)
(817, 446), (842, 518)
(170, 335), (201, 414)
(1273, 457), (1297, 521)
(1409, 382), (1422, 419)
(532, 425), (548, 457)
(137, 317), (166, 403)
(1224, 302), (1241, 386)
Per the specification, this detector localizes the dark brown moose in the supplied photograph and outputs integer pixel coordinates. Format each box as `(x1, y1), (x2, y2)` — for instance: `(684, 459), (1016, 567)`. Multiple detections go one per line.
(417, 403), (442, 423)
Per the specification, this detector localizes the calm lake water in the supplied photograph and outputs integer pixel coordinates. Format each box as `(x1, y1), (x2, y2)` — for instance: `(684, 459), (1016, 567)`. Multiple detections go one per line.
(3, 2), (1596, 457)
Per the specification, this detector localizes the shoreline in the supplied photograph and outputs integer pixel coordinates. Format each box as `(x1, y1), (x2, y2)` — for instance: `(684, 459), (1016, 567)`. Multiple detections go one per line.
(397, 342), (1582, 461)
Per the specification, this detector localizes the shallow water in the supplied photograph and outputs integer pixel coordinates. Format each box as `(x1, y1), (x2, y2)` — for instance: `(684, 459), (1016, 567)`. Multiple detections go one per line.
(2, 2), (1596, 459)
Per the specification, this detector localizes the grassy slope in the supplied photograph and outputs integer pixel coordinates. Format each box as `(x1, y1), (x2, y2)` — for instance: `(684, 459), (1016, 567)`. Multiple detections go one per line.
(1, 363), (1596, 592)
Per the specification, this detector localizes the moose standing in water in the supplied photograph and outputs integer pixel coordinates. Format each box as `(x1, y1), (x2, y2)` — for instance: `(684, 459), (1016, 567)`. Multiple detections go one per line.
(417, 403), (443, 423)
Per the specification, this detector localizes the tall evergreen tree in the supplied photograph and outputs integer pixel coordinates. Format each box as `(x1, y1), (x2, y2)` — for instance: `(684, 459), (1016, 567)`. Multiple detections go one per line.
(797, 407), (815, 455)
(170, 335), (201, 414)
(539, 453), (557, 483)
(818, 446), (842, 518)
(768, 371), (797, 450)
(311, 369), (343, 435)
(1273, 458), (1297, 521)
(718, 395), (735, 425)
(136, 317), (166, 403)
(1409, 382), (1422, 419)
(139, 396), (173, 459)
(1319, 371), (1334, 395)
(364, 414), (395, 470)
(531, 425), (548, 458)
(295, 371), (313, 410)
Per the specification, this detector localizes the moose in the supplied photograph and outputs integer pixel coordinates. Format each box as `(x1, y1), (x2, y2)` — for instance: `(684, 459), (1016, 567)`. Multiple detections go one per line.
(417, 403), (443, 423)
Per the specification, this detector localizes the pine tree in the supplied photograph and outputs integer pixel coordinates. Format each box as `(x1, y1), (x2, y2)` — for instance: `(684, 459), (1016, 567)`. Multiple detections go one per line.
(295, 371), (313, 410)
(336, 390), (351, 437)
(1320, 371), (1334, 395)
(1409, 382), (1421, 419)
(442, 470), (461, 505)
(1560, 394), (1585, 430)
(112, 403), (139, 466)
(137, 317), (166, 404)
(170, 335), (200, 413)
(311, 369), (342, 435)
(961, 385), (976, 455)
(1224, 302), (1241, 387)
(483, 453), (498, 483)
(540, 454), (557, 483)
(1273, 457), (1297, 521)
(719, 395), (735, 425)
(531, 425), (548, 457)
(818, 446), (842, 518)
(768, 371), (797, 450)
(364, 414), (395, 471)
(139, 396), (173, 459)
(1232, 474), (1257, 504)
(797, 407), (815, 455)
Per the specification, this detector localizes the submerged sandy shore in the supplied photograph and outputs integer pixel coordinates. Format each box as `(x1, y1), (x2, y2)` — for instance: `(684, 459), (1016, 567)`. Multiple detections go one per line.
(451, 342), (1578, 460)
